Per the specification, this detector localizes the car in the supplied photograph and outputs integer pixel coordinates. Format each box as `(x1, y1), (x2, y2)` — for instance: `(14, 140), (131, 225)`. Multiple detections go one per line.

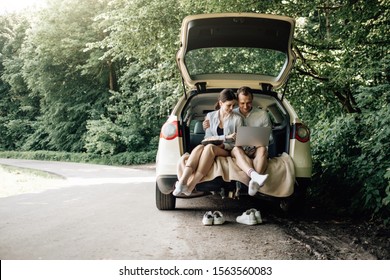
(155, 13), (312, 211)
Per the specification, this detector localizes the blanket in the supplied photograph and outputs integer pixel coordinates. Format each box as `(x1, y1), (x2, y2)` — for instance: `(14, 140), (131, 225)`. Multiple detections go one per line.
(177, 152), (295, 197)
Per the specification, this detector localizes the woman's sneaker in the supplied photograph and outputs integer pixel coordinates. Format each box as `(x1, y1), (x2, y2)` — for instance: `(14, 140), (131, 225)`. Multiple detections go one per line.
(212, 211), (225, 225)
(173, 181), (192, 196)
(202, 211), (214, 226)
(236, 210), (257, 225)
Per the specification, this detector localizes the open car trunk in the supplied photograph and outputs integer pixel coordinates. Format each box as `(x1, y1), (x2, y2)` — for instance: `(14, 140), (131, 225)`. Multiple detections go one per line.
(178, 89), (291, 193)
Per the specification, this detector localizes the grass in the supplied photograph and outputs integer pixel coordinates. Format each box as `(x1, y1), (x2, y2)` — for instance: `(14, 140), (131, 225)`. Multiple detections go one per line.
(0, 150), (157, 166)
(0, 164), (64, 179)
(0, 164), (66, 198)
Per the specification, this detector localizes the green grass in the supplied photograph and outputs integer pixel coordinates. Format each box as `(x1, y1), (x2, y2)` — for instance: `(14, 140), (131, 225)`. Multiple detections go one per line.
(0, 164), (64, 179)
(0, 150), (157, 166)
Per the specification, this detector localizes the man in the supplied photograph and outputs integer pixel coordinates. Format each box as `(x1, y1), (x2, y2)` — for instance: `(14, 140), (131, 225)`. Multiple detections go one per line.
(203, 86), (272, 196)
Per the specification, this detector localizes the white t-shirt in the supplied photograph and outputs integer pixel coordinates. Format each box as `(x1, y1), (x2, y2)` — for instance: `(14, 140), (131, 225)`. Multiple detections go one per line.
(234, 107), (273, 144)
(233, 107), (272, 127)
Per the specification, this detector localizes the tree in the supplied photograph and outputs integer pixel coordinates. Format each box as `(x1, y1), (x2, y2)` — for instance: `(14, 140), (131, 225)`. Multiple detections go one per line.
(0, 13), (38, 150)
(20, 0), (111, 152)
(84, 0), (186, 154)
(277, 0), (390, 219)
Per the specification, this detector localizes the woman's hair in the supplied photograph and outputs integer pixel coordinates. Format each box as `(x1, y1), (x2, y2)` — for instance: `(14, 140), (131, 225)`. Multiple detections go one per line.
(237, 86), (253, 99)
(215, 88), (237, 110)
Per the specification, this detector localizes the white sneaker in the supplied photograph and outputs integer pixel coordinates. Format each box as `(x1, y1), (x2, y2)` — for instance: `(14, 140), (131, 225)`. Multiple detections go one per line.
(236, 210), (257, 225)
(172, 181), (182, 196)
(212, 211), (225, 225)
(248, 208), (262, 224)
(248, 180), (261, 196)
(173, 181), (192, 196)
(182, 186), (192, 196)
(202, 211), (214, 226)
(251, 173), (269, 187)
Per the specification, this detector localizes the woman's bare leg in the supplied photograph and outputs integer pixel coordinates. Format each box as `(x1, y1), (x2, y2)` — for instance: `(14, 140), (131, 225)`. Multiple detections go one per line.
(174, 145), (204, 195)
(177, 145), (204, 185)
(187, 144), (230, 192)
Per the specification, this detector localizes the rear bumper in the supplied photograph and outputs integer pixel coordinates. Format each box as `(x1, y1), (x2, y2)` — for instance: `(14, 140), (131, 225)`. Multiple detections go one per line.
(156, 175), (177, 194)
(156, 174), (311, 202)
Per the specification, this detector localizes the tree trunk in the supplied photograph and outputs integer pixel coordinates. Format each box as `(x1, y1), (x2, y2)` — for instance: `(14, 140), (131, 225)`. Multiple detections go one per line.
(108, 60), (117, 91)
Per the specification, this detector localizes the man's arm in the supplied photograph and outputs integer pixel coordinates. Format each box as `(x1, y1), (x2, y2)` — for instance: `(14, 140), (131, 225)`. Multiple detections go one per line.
(203, 119), (210, 130)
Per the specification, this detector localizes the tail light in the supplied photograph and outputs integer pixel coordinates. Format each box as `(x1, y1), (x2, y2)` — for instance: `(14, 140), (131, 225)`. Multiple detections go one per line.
(291, 123), (310, 143)
(160, 121), (179, 140)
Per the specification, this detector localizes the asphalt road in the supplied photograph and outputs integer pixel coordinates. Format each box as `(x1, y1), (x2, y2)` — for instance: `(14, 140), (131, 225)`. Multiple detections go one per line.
(0, 159), (323, 260)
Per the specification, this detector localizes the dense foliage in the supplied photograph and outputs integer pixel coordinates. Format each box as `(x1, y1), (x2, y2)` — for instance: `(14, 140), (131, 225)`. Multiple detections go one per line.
(0, 0), (388, 222)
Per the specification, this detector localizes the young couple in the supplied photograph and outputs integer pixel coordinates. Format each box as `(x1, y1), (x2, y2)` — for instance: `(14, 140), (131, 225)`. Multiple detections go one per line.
(173, 87), (271, 196)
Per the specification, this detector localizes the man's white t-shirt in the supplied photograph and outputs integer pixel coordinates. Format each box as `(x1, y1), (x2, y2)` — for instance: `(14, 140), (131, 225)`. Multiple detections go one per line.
(234, 107), (273, 144)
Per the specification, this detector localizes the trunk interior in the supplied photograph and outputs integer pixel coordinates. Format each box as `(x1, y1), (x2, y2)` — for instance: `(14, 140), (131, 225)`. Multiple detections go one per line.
(180, 89), (290, 159)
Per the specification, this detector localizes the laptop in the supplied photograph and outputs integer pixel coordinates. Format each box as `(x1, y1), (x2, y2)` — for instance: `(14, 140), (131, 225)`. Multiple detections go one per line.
(235, 126), (272, 147)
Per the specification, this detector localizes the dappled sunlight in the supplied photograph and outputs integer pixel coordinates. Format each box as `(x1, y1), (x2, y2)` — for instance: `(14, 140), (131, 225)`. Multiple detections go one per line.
(0, 0), (46, 13)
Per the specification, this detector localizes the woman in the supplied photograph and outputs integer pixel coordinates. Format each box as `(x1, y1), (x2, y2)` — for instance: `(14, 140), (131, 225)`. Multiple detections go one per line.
(173, 88), (243, 196)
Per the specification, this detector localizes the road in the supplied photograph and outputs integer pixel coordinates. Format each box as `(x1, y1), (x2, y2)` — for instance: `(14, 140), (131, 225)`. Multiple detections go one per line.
(0, 159), (385, 260)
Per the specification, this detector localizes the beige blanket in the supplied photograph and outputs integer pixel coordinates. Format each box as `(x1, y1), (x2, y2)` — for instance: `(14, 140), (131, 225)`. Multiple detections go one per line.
(177, 152), (295, 197)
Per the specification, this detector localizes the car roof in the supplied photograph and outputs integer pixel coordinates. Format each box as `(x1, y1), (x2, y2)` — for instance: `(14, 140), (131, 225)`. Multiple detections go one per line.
(176, 13), (296, 90)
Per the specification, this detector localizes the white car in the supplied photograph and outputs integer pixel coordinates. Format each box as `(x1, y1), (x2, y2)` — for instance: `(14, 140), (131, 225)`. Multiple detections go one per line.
(156, 13), (312, 210)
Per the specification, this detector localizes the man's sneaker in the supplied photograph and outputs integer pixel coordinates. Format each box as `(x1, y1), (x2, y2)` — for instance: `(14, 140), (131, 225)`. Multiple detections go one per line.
(212, 211), (225, 225)
(236, 210), (257, 225)
(248, 180), (261, 196)
(202, 211), (214, 226)
(248, 208), (262, 224)
(251, 173), (269, 187)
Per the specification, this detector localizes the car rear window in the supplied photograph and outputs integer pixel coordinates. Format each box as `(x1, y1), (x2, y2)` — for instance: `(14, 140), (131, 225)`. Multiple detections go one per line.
(184, 47), (286, 78)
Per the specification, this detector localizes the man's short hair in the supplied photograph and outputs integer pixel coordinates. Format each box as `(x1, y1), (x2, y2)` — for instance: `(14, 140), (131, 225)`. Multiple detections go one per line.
(237, 86), (253, 99)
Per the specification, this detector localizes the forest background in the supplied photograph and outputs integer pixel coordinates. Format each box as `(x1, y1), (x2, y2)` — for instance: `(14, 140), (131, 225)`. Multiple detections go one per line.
(0, 0), (388, 223)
